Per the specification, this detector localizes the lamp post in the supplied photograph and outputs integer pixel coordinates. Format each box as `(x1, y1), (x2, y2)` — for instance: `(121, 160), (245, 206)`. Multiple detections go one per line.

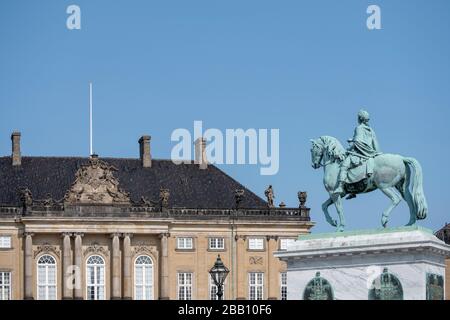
(209, 255), (229, 300)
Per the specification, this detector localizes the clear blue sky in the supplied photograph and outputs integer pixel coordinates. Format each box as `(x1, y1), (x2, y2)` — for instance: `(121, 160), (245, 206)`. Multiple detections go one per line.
(1, 1), (449, 233)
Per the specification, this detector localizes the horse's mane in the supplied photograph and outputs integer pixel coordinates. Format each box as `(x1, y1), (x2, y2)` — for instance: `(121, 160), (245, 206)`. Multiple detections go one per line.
(319, 136), (346, 161)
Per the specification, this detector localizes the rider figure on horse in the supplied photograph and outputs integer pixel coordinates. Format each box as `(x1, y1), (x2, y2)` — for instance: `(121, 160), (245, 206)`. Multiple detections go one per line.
(334, 110), (382, 196)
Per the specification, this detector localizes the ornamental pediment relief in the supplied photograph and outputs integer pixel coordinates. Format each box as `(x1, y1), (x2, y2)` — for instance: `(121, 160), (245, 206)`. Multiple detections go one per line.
(34, 243), (60, 259)
(64, 155), (131, 205)
(83, 242), (109, 257)
(132, 242), (158, 256)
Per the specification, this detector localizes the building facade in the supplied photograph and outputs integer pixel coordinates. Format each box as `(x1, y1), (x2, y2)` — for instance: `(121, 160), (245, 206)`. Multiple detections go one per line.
(435, 223), (450, 300)
(0, 132), (313, 300)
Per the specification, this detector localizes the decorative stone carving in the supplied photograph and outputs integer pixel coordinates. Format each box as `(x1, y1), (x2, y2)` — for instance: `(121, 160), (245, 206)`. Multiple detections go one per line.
(83, 242), (109, 257)
(158, 233), (170, 239)
(140, 196), (156, 207)
(61, 232), (73, 238)
(234, 189), (244, 208)
(19, 187), (33, 209)
(42, 193), (55, 206)
(132, 242), (158, 256)
(266, 235), (279, 241)
(298, 191), (307, 208)
(64, 155), (131, 205)
(159, 187), (170, 208)
(264, 185), (275, 208)
(34, 242), (60, 258)
(249, 256), (263, 265)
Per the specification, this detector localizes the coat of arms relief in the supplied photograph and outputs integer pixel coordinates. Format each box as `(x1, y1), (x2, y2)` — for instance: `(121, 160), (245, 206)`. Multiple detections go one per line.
(64, 155), (131, 205)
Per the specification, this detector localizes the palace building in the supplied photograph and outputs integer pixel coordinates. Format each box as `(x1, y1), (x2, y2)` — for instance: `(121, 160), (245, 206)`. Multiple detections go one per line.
(435, 223), (450, 300)
(0, 132), (312, 300)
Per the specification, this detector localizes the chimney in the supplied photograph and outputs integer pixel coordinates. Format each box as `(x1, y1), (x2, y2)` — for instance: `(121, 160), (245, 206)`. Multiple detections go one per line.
(194, 137), (207, 170)
(11, 131), (21, 166)
(138, 135), (152, 168)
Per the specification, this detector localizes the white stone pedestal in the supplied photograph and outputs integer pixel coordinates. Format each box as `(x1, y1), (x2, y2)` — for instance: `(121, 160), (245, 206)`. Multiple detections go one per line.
(275, 226), (450, 300)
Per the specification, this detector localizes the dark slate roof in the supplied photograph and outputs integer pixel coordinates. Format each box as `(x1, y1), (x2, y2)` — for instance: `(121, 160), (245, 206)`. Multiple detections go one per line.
(0, 156), (267, 209)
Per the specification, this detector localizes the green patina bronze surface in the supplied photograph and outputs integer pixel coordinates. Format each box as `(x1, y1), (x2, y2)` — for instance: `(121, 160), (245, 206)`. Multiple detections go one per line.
(310, 110), (428, 232)
(297, 225), (433, 240)
(368, 268), (403, 300)
(426, 273), (444, 300)
(303, 272), (334, 300)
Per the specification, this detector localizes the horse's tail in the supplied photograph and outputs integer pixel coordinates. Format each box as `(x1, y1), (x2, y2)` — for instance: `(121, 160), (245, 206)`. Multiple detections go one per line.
(403, 157), (428, 220)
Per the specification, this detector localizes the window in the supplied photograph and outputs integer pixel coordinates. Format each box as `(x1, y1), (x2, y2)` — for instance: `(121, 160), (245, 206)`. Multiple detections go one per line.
(37, 255), (57, 300)
(177, 272), (193, 300)
(86, 255), (105, 300)
(209, 238), (225, 250)
(177, 237), (193, 250)
(134, 255), (153, 300)
(280, 272), (287, 300)
(0, 236), (11, 249)
(248, 238), (264, 250)
(249, 272), (264, 300)
(209, 276), (226, 300)
(0, 272), (11, 300)
(280, 238), (295, 250)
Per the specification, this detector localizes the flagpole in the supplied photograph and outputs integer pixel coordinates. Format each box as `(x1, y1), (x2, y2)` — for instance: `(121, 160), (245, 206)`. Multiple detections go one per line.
(89, 82), (93, 156)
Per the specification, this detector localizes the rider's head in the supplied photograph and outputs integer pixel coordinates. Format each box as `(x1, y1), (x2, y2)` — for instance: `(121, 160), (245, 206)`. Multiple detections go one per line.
(358, 109), (370, 124)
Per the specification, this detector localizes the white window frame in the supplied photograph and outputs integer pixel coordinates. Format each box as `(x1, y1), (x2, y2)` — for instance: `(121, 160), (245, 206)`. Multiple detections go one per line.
(177, 272), (193, 300)
(0, 236), (11, 249)
(209, 237), (225, 250)
(249, 272), (264, 300)
(280, 238), (295, 250)
(209, 276), (226, 300)
(86, 255), (105, 300)
(177, 237), (193, 250)
(37, 255), (57, 300)
(0, 272), (11, 300)
(248, 238), (264, 250)
(134, 255), (154, 300)
(280, 272), (287, 300)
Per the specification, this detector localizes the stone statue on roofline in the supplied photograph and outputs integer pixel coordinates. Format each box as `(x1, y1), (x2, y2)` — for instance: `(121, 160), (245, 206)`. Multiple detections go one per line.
(264, 185), (275, 208)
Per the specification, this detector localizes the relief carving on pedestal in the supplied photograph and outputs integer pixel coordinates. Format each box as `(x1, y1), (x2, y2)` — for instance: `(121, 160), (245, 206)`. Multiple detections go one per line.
(303, 272), (334, 300)
(64, 155), (131, 205)
(368, 268), (403, 300)
(426, 273), (444, 300)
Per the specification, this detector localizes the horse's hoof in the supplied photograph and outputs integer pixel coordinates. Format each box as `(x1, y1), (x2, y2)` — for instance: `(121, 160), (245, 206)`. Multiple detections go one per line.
(336, 225), (345, 232)
(328, 219), (338, 227)
(381, 216), (388, 228)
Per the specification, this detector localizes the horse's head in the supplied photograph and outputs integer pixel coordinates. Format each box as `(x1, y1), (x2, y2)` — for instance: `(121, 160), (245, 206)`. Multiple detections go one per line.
(310, 138), (323, 169)
(310, 136), (346, 169)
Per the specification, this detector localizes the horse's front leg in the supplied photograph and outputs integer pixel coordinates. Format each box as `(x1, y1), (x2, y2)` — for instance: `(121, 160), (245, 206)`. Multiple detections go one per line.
(322, 197), (337, 227)
(331, 193), (345, 232)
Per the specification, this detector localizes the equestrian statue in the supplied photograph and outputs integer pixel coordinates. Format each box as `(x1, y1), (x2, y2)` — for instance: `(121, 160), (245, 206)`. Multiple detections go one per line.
(310, 110), (428, 232)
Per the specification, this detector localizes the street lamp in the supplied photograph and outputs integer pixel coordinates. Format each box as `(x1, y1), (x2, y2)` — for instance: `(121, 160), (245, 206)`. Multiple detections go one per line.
(209, 254), (229, 300)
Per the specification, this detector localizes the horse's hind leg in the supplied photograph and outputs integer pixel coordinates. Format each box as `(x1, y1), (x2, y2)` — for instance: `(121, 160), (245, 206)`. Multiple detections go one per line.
(322, 197), (337, 227)
(380, 187), (402, 228)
